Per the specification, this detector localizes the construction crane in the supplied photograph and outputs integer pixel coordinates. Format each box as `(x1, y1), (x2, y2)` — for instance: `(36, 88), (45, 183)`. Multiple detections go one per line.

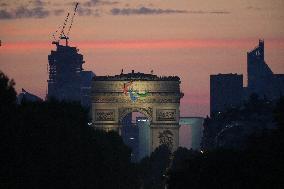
(52, 2), (79, 46)
(52, 13), (70, 46)
(67, 2), (79, 37)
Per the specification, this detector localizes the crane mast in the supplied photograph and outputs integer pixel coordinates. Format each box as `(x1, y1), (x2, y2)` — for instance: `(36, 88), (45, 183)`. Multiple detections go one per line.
(52, 2), (79, 46)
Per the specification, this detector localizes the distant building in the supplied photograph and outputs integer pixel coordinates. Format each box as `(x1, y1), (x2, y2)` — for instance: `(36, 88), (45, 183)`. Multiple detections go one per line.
(179, 117), (204, 150)
(210, 74), (243, 115)
(137, 117), (150, 161)
(47, 43), (94, 108)
(81, 71), (95, 108)
(210, 40), (284, 116)
(247, 40), (284, 99)
(121, 114), (139, 162)
(17, 88), (43, 104)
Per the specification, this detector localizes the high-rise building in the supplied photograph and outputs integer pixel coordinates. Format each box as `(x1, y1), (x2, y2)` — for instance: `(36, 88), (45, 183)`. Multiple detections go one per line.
(210, 40), (284, 116)
(247, 40), (284, 99)
(47, 43), (94, 108)
(81, 71), (95, 108)
(47, 43), (84, 101)
(179, 117), (204, 150)
(137, 117), (150, 161)
(121, 114), (139, 162)
(210, 74), (243, 115)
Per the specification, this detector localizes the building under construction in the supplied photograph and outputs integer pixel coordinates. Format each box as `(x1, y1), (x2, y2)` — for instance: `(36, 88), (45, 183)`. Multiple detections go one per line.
(47, 3), (94, 107)
(47, 43), (84, 102)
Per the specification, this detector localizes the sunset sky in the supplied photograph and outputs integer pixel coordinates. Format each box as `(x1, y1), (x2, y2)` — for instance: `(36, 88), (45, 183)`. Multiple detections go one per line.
(0, 0), (284, 116)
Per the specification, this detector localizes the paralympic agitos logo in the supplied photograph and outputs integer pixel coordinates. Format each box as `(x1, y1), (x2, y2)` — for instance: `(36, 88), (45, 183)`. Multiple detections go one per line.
(122, 81), (149, 102)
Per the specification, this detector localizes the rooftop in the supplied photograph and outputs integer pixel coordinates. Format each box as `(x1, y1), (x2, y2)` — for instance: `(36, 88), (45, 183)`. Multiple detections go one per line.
(93, 70), (180, 81)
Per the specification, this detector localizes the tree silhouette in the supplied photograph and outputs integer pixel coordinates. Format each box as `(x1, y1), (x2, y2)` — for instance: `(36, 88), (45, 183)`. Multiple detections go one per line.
(0, 71), (140, 189)
(0, 71), (17, 107)
(138, 144), (171, 189)
(0, 71), (17, 125)
(168, 97), (284, 189)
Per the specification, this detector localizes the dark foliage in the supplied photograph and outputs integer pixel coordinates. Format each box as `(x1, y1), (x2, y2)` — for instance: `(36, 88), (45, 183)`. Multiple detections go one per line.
(167, 97), (284, 189)
(0, 72), (139, 189)
(0, 71), (17, 125)
(138, 145), (171, 189)
(202, 94), (277, 150)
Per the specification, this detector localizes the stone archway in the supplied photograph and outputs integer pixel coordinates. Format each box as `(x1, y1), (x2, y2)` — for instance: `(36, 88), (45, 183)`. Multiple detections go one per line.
(91, 71), (183, 152)
(118, 107), (153, 123)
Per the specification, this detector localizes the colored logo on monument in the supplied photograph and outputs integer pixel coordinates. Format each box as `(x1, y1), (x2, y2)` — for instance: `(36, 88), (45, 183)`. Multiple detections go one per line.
(123, 81), (149, 102)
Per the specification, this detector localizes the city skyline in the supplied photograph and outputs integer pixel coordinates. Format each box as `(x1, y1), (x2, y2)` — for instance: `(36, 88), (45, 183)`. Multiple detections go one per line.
(1, 0), (284, 116)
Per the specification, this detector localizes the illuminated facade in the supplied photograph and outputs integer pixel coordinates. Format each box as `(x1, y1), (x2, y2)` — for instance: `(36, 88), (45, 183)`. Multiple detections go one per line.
(91, 71), (183, 152)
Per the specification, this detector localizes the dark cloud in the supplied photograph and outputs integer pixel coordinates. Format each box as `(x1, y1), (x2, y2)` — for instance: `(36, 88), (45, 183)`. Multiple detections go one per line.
(246, 6), (263, 11)
(208, 11), (230, 14)
(0, 2), (8, 7)
(53, 9), (64, 16)
(176, 10), (230, 14)
(83, 0), (119, 7)
(15, 6), (49, 18)
(77, 6), (93, 16)
(110, 7), (230, 16)
(33, 0), (45, 7)
(0, 9), (12, 19)
(111, 7), (188, 15)
(0, 6), (49, 19)
(93, 9), (102, 17)
(0, 2), (230, 19)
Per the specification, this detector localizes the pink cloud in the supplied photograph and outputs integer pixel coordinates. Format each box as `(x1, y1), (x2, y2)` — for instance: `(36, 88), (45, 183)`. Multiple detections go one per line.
(2, 38), (284, 52)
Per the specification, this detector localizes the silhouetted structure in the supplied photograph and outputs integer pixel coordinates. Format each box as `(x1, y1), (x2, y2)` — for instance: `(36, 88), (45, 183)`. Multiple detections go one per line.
(17, 88), (43, 103)
(210, 40), (284, 116)
(137, 117), (150, 160)
(246, 40), (284, 99)
(210, 74), (243, 115)
(47, 43), (84, 102)
(179, 117), (204, 150)
(121, 114), (139, 162)
(47, 42), (95, 107)
(81, 71), (95, 108)
(47, 2), (94, 108)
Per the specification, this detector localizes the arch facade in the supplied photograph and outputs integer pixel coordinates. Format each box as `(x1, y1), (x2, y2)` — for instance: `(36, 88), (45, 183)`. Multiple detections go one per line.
(91, 72), (183, 152)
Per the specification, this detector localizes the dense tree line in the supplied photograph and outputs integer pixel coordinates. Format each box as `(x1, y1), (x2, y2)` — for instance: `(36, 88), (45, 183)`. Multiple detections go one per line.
(202, 94), (278, 150)
(0, 71), (139, 189)
(167, 97), (284, 189)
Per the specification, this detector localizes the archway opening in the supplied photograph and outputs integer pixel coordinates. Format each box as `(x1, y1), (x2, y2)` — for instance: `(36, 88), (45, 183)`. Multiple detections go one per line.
(120, 111), (151, 162)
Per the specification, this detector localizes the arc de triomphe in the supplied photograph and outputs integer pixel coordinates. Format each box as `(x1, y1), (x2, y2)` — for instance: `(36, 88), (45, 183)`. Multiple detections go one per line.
(91, 71), (183, 152)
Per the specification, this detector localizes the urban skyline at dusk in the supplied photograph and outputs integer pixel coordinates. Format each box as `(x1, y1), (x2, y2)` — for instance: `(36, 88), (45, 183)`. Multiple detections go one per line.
(1, 1), (284, 188)
(1, 0), (284, 116)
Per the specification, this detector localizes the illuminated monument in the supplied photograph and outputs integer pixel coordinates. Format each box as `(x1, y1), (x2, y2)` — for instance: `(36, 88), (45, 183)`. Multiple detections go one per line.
(91, 70), (183, 152)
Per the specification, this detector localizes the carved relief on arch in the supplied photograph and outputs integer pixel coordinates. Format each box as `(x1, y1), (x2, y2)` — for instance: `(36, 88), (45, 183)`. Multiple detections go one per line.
(118, 107), (153, 123)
